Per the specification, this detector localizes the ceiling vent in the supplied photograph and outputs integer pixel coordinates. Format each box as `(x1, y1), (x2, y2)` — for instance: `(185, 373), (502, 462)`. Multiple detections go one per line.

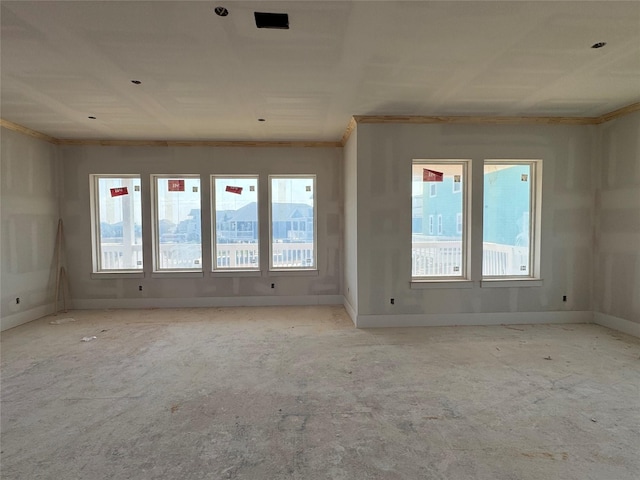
(254, 12), (289, 29)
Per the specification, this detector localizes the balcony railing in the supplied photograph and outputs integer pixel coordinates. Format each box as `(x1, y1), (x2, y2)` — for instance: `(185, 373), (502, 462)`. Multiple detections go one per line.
(101, 241), (526, 275)
(100, 242), (314, 270)
(412, 241), (529, 277)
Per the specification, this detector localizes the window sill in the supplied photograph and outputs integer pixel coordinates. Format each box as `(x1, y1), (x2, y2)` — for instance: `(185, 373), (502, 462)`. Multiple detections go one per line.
(481, 278), (543, 288)
(211, 270), (262, 277)
(91, 271), (145, 279)
(268, 269), (319, 277)
(151, 271), (204, 279)
(411, 280), (473, 289)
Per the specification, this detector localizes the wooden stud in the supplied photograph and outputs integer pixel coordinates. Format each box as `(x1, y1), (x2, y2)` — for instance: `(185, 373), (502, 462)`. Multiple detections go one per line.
(55, 139), (342, 148)
(341, 117), (357, 146)
(0, 119), (59, 144)
(595, 102), (640, 124)
(352, 115), (599, 126)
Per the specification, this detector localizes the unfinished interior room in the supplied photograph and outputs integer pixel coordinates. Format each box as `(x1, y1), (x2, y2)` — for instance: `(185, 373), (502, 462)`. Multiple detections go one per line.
(1, 1), (639, 479)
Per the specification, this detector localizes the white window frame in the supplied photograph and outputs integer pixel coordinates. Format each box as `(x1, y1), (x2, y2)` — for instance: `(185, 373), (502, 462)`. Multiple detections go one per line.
(89, 174), (143, 274)
(211, 175), (260, 272)
(412, 159), (471, 282)
(453, 178), (462, 193)
(151, 174), (202, 273)
(482, 159), (542, 280)
(268, 174), (317, 271)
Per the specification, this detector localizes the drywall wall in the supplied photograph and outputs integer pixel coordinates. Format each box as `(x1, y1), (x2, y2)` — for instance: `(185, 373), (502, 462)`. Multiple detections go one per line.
(59, 145), (342, 307)
(354, 122), (596, 326)
(1, 127), (60, 330)
(593, 111), (640, 336)
(343, 128), (358, 321)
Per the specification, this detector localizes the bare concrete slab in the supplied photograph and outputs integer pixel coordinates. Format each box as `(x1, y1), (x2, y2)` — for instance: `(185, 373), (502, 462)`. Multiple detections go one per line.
(1, 306), (639, 479)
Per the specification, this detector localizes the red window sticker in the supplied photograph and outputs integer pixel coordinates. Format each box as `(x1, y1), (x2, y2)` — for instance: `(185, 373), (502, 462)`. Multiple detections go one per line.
(423, 169), (444, 182)
(168, 179), (185, 191)
(110, 187), (128, 197)
(225, 186), (243, 195)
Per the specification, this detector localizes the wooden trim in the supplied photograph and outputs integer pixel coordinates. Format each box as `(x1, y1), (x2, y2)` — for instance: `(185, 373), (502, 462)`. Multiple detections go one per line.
(0, 119), (59, 144)
(55, 139), (341, 148)
(340, 117), (357, 146)
(353, 115), (599, 125)
(596, 102), (640, 124)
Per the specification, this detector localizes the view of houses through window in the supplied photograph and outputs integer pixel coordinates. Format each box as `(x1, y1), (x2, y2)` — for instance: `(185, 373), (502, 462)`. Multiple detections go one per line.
(411, 159), (540, 280)
(270, 176), (316, 269)
(92, 175), (143, 272)
(412, 162), (467, 278)
(153, 176), (202, 271)
(213, 176), (259, 270)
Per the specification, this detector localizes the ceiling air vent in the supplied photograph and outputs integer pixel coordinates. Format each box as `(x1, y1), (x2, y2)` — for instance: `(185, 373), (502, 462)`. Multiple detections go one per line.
(254, 12), (289, 29)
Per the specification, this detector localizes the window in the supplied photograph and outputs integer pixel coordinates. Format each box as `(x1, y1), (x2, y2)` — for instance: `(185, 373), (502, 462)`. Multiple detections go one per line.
(412, 161), (469, 279)
(453, 175), (462, 193)
(270, 176), (316, 270)
(90, 175), (143, 272)
(212, 176), (259, 270)
(483, 160), (541, 277)
(152, 175), (202, 271)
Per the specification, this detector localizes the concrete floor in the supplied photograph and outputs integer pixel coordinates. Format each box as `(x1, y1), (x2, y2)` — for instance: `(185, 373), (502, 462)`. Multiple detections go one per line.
(1, 306), (639, 480)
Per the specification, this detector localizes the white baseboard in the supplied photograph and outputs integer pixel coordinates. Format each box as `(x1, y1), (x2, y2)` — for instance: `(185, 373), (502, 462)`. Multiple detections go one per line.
(355, 310), (593, 328)
(71, 295), (344, 310)
(343, 297), (357, 326)
(593, 312), (640, 338)
(1, 303), (55, 332)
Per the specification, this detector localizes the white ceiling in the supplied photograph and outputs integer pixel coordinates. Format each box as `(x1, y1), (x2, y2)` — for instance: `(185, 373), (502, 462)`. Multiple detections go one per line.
(1, 1), (639, 142)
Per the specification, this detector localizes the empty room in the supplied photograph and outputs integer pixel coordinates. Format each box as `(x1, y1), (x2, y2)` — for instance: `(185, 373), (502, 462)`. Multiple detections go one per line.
(1, 1), (639, 479)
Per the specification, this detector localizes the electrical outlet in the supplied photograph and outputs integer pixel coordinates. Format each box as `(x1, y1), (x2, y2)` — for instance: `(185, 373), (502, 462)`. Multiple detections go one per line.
(16, 297), (20, 304)
(562, 295), (567, 302)
(138, 285), (143, 291)
(271, 283), (275, 289)
(390, 298), (395, 305)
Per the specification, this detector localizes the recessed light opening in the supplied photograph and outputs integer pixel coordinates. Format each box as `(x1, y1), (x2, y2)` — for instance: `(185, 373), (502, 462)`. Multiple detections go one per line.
(88, 116), (96, 119)
(258, 118), (266, 122)
(591, 42), (607, 49)
(254, 12), (289, 29)
(131, 80), (142, 85)
(214, 6), (229, 17)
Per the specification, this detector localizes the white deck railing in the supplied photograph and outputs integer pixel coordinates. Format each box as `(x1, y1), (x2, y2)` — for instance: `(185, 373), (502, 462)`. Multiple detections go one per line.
(102, 241), (527, 275)
(101, 242), (314, 270)
(412, 241), (529, 277)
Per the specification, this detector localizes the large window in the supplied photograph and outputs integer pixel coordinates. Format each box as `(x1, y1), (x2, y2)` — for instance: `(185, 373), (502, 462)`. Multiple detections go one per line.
(90, 175), (143, 272)
(152, 175), (202, 271)
(270, 176), (316, 270)
(412, 161), (469, 279)
(483, 161), (541, 277)
(212, 176), (259, 271)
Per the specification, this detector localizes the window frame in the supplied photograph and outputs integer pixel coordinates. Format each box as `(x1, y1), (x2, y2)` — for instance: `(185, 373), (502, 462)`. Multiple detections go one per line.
(151, 174), (203, 273)
(268, 174), (317, 271)
(89, 174), (143, 274)
(211, 175), (260, 272)
(482, 159), (542, 280)
(412, 159), (471, 282)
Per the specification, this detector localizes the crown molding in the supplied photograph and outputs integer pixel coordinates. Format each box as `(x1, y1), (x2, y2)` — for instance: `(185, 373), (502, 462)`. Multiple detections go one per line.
(2, 101), (638, 147)
(54, 139), (341, 148)
(0, 118), (59, 144)
(352, 114), (598, 125)
(595, 102), (640, 124)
